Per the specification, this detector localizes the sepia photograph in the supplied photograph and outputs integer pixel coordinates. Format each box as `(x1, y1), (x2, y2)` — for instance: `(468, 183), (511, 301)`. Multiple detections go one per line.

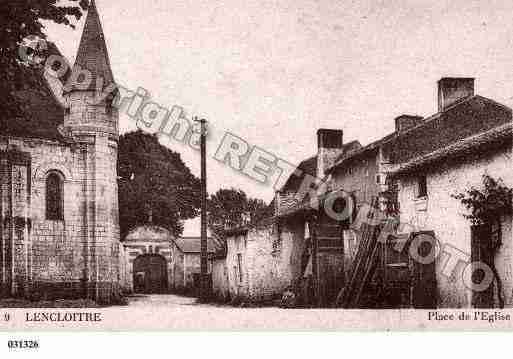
(0, 0), (512, 334)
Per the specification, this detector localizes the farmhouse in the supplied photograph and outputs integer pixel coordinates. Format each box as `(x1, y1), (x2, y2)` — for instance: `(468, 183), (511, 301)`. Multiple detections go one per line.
(169, 236), (218, 294)
(387, 78), (512, 308)
(211, 77), (512, 309)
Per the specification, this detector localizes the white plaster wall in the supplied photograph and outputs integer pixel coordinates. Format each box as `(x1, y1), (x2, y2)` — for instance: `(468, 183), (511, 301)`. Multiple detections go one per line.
(398, 147), (513, 308)
(223, 221), (306, 302)
(225, 234), (250, 298)
(211, 258), (229, 300)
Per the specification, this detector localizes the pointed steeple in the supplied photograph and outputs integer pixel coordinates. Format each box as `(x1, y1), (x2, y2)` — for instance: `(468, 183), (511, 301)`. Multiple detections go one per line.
(71, 0), (115, 90)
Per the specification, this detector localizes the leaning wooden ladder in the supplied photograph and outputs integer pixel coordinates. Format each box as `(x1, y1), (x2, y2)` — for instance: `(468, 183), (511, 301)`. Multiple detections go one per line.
(337, 201), (383, 308)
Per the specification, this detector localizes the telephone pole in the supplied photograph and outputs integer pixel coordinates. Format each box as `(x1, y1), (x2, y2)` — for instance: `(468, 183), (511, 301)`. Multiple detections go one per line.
(195, 117), (209, 301)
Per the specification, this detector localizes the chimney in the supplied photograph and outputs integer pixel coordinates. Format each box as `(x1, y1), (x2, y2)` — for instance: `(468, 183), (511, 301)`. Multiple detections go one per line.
(317, 129), (343, 179)
(438, 77), (475, 112)
(394, 115), (424, 133)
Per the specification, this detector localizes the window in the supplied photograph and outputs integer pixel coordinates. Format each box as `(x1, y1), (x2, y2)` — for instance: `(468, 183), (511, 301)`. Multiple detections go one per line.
(272, 223), (282, 253)
(491, 220), (502, 248)
(46, 171), (64, 220)
(417, 175), (428, 198)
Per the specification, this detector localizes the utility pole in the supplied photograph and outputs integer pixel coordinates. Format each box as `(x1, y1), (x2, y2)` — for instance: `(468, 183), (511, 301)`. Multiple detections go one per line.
(310, 214), (319, 307)
(195, 117), (208, 301)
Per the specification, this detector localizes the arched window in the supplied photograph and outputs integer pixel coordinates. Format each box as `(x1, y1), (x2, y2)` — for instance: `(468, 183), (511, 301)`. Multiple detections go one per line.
(46, 171), (64, 220)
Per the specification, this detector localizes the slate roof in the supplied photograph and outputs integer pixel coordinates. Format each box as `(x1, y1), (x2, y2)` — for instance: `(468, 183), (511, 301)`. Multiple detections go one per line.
(68, 0), (115, 92)
(173, 237), (218, 253)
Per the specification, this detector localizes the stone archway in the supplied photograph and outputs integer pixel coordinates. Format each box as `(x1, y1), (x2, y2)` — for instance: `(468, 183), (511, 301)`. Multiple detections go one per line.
(122, 225), (174, 294)
(133, 254), (168, 294)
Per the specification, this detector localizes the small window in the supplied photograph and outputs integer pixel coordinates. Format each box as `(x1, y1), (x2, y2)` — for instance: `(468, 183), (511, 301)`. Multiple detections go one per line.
(417, 175), (428, 198)
(46, 171), (64, 220)
(272, 223), (282, 253)
(491, 220), (502, 248)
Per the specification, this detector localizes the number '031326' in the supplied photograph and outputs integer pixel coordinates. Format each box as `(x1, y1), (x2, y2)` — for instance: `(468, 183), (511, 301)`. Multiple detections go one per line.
(8, 340), (39, 349)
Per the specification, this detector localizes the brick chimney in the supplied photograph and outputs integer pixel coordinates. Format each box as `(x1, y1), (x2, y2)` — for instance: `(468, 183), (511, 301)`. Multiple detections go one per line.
(317, 129), (343, 179)
(438, 77), (474, 112)
(394, 115), (424, 133)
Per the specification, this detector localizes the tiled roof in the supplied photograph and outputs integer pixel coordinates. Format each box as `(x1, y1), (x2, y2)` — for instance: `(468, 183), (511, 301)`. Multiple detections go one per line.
(390, 122), (512, 176)
(280, 155), (317, 193)
(281, 140), (362, 193)
(173, 237), (218, 253)
(382, 95), (511, 165)
(68, 0), (114, 92)
(334, 140), (364, 162)
(328, 95), (511, 173)
(328, 133), (396, 173)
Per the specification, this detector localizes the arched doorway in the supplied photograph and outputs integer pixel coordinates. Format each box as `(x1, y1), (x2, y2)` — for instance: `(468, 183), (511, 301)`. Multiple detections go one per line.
(133, 254), (168, 294)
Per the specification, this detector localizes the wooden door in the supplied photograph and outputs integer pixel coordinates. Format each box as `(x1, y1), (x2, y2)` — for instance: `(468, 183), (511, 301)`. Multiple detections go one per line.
(382, 231), (437, 308)
(382, 233), (411, 308)
(410, 231), (437, 309)
(471, 224), (494, 308)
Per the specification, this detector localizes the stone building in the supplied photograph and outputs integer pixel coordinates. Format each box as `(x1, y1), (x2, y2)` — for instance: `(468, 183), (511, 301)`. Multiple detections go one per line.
(169, 236), (217, 294)
(273, 130), (362, 306)
(326, 77), (512, 308)
(121, 224), (219, 295)
(212, 77), (512, 309)
(0, 0), (121, 303)
(323, 113), (425, 302)
(210, 219), (306, 303)
(387, 78), (513, 308)
(210, 132), (362, 306)
(122, 225), (173, 294)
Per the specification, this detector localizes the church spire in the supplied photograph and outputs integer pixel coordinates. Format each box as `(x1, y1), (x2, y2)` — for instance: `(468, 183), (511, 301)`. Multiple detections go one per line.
(71, 0), (115, 91)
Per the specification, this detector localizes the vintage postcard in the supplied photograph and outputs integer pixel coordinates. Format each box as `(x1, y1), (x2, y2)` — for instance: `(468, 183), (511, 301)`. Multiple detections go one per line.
(0, 0), (512, 334)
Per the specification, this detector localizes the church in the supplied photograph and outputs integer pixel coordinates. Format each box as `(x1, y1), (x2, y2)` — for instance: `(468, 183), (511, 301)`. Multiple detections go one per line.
(0, 0), (121, 303)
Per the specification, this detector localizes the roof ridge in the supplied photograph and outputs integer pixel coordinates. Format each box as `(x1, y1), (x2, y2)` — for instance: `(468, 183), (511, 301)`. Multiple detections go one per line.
(391, 122), (513, 175)
(328, 94), (512, 172)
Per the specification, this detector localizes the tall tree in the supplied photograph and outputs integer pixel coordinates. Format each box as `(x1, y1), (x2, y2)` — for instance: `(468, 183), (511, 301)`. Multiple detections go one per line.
(0, 0), (89, 119)
(208, 188), (273, 236)
(118, 130), (201, 237)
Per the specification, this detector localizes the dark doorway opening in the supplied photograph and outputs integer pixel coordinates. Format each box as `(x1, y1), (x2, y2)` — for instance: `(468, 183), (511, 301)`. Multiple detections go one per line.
(382, 231), (437, 308)
(133, 254), (168, 294)
(471, 223), (501, 308)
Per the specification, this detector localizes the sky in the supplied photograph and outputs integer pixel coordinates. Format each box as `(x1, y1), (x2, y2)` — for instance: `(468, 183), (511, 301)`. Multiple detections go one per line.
(43, 0), (513, 205)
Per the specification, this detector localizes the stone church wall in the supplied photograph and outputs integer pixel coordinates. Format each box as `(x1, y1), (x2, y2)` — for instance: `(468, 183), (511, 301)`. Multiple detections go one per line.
(0, 135), (121, 302)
